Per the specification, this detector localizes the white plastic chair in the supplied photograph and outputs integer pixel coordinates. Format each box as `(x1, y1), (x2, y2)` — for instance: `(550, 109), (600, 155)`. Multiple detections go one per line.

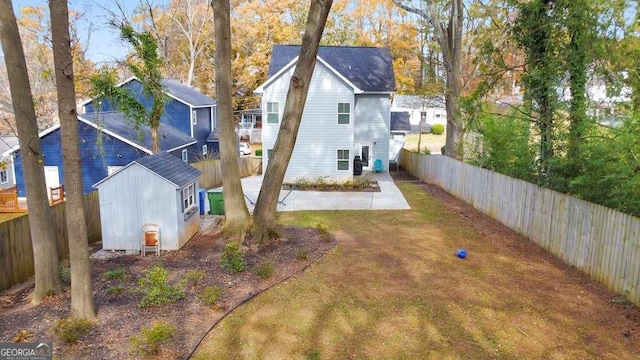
(142, 223), (160, 256)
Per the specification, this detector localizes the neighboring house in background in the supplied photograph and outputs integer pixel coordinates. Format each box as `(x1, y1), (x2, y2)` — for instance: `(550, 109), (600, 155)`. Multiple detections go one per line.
(0, 136), (19, 189)
(237, 108), (262, 143)
(94, 151), (202, 252)
(6, 77), (217, 198)
(256, 45), (396, 181)
(389, 112), (411, 162)
(391, 95), (446, 133)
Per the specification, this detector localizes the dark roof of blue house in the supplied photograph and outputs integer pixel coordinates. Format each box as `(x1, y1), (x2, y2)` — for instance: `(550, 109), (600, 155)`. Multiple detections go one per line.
(134, 151), (201, 188)
(267, 45), (396, 92)
(162, 79), (216, 107)
(390, 112), (411, 132)
(81, 112), (196, 152)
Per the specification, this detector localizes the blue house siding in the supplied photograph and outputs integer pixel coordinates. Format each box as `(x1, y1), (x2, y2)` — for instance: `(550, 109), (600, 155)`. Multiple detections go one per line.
(13, 122), (149, 196)
(169, 143), (200, 163)
(193, 106), (214, 154)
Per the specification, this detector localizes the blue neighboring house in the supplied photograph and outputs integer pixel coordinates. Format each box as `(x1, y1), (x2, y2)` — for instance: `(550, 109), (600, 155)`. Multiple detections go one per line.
(7, 77), (218, 196)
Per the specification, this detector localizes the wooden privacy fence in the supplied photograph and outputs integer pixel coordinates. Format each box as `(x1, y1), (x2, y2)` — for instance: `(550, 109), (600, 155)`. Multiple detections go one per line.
(401, 150), (640, 306)
(192, 156), (261, 189)
(0, 191), (101, 291)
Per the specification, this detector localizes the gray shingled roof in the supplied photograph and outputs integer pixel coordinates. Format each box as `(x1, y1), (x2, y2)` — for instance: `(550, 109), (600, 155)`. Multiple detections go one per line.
(392, 95), (445, 109)
(0, 136), (19, 156)
(135, 151), (201, 188)
(81, 112), (196, 152)
(390, 112), (411, 132)
(162, 79), (216, 107)
(267, 45), (396, 92)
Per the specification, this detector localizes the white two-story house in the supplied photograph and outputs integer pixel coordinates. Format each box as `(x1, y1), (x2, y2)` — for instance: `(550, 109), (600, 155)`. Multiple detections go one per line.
(255, 45), (396, 182)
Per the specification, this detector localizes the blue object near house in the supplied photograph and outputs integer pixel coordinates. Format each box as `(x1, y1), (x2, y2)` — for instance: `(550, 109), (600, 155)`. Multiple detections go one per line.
(373, 159), (383, 173)
(7, 77), (218, 198)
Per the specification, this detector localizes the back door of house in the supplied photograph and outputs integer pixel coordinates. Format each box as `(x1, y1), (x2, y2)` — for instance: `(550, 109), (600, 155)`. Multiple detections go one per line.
(359, 143), (372, 171)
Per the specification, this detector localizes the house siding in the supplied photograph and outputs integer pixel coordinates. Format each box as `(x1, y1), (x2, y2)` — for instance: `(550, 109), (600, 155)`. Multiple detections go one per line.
(96, 164), (182, 251)
(13, 122), (148, 196)
(192, 106), (214, 154)
(262, 62), (355, 182)
(355, 95), (391, 170)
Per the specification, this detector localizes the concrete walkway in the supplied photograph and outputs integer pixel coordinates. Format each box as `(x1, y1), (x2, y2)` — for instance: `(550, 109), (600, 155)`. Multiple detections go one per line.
(211, 172), (410, 212)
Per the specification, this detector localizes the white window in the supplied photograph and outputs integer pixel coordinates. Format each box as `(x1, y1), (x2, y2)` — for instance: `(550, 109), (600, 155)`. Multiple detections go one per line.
(203, 144), (208, 155)
(337, 149), (349, 170)
(267, 102), (279, 123)
(0, 170), (7, 183)
(107, 166), (123, 176)
(182, 183), (195, 212)
(192, 110), (198, 125)
(338, 103), (350, 125)
(182, 149), (188, 163)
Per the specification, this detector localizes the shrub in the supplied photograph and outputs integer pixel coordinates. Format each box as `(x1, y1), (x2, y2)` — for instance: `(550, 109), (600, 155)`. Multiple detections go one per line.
(220, 242), (246, 273)
(103, 268), (128, 281)
(54, 318), (92, 344)
(183, 270), (206, 287)
(137, 264), (185, 308)
(130, 320), (176, 356)
(12, 330), (33, 343)
(431, 124), (445, 135)
(58, 265), (71, 284)
(316, 223), (332, 242)
(253, 260), (275, 279)
(106, 285), (125, 297)
(295, 246), (309, 261)
(255, 148), (262, 156)
(197, 285), (224, 306)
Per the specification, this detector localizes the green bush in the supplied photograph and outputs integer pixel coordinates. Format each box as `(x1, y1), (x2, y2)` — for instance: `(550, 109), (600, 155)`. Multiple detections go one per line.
(197, 285), (224, 306)
(431, 124), (445, 135)
(183, 270), (206, 287)
(54, 318), (92, 344)
(316, 223), (332, 242)
(137, 264), (185, 308)
(106, 284), (125, 297)
(103, 268), (128, 281)
(295, 246), (309, 261)
(130, 320), (176, 356)
(255, 148), (262, 156)
(253, 260), (275, 279)
(220, 242), (246, 273)
(59, 265), (71, 284)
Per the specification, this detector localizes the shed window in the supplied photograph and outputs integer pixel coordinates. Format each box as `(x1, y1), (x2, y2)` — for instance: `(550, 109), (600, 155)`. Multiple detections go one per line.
(203, 144), (208, 155)
(182, 183), (195, 212)
(182, 149), (188, 163)
(338, 103), (350, 124)
(192, 110), (198, 125)
(267, 102), (279, 123)
(0, 170), (7, 183)
(337, 149), (349, 170)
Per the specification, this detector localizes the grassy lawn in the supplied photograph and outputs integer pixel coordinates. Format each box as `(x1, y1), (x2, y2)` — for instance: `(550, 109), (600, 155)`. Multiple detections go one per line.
(0, 212), (26, 223)
(404, 133), (446, 154)
(193, 183), (637, 359)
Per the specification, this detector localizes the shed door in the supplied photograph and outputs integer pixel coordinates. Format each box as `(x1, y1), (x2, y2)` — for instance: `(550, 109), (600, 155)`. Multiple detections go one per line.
(44, 166), (60, 199)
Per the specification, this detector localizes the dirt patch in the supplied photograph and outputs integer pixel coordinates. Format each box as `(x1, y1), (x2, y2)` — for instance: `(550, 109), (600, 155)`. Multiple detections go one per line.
(0, 224), (335, 359)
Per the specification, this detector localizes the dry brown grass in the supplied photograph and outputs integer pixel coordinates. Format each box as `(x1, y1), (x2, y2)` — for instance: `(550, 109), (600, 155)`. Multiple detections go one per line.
(192, 182), (640, 359)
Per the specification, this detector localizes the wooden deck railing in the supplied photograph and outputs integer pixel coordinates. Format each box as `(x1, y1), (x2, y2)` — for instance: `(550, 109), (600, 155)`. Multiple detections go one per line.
(0, 185), (24, 213)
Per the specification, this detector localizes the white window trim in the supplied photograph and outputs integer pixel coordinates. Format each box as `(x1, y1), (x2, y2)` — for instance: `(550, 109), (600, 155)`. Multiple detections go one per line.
(192, 110), (198, 125)
(182, 183), (196, 212)
(337, 149), (350, 171)
(181, 149), (188, 163)
(0, 169), (7, 183)
(203, 144), (208, 155)
(337, 102), (351, 125)
(107, 166), (123, 176)
(266, 102), (279, 124)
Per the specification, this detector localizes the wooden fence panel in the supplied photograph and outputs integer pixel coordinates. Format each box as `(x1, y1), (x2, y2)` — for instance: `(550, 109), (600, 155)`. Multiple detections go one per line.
(192, 157), (257, 190)
(401, 150), (640, 307)
(0, 192), (101, 291)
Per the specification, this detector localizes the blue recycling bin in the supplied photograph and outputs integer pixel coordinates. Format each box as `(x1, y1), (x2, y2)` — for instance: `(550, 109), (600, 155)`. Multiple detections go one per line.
(199, 189), (207, 215)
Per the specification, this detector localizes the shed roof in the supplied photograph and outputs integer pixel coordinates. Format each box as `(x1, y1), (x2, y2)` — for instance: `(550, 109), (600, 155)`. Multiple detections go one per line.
(81, 112), (196, 152)
(390, 112), (411, 132)
(134, 151), (202, 188)
(266, 45), (396, 92)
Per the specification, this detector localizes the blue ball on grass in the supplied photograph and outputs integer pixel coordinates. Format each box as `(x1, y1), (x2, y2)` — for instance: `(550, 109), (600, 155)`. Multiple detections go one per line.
(456, 249), (467, 259)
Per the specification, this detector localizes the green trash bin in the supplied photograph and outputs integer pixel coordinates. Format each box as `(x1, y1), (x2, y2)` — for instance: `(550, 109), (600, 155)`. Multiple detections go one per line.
(208, 190), (225, 215)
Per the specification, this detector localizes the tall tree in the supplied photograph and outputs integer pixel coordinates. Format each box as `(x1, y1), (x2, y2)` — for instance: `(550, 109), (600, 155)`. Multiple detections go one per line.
(393, 0), (465, 159)
(251, 0), (334, 244)
(49, 0), (96, 320)
(211, 0), (251, 232)
(0, 0), (62, 303)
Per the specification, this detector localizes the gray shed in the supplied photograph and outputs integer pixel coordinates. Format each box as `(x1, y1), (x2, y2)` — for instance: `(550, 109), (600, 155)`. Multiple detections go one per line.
(93, 151), (202, 252)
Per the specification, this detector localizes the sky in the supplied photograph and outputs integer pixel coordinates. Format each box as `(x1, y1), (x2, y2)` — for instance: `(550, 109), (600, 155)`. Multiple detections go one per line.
(11, 0), (167, 65)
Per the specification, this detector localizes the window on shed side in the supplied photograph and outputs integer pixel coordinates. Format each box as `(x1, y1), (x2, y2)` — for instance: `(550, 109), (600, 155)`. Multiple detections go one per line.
(267, 102), (279, 123)
(337, 149), (349, 170)
(338, 103), (350, 125)
(182, 183), (195, 212)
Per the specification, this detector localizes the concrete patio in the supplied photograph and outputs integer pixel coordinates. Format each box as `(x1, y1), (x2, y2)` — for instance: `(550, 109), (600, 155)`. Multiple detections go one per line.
(211, 172), (410, 212)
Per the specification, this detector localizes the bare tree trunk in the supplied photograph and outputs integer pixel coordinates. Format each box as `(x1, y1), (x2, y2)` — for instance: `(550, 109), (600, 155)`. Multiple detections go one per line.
(0, 0), (62, 303)
(251, 0), (334, 245)
(50, 0), (96, 319)
(211, 0), (251, 232)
